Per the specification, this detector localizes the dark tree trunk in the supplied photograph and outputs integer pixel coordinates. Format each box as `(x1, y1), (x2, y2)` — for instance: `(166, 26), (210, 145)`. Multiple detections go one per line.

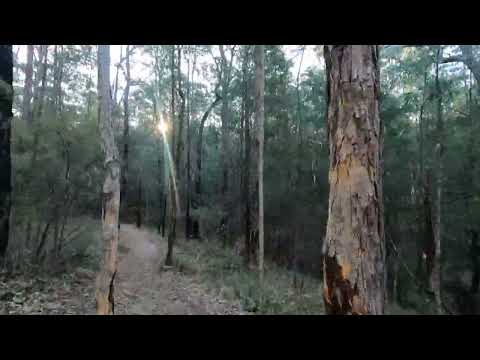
(429, 47), (443, 314)
(323, 45), (385, 315)
(0, 45), (13, 258)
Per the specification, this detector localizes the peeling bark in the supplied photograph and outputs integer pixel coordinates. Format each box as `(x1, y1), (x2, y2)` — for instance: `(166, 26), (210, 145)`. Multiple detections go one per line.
(95, 45), (120, 315)
(323, 45), (385, 315)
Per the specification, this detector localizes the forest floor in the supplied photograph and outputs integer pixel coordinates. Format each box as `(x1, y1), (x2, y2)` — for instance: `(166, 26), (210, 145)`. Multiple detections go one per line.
(113, 224), (247, 315)
(0, 224), (246, 315)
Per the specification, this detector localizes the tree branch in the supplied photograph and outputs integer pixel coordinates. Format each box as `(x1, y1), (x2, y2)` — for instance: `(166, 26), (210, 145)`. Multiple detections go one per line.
(441, 55), (465, 64)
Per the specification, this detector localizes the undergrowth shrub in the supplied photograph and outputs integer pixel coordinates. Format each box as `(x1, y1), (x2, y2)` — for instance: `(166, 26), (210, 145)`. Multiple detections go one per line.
(175, 237), (325, 314)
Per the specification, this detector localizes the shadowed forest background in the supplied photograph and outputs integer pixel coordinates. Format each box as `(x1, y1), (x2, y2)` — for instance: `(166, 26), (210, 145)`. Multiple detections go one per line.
(0, 45), (479, 315)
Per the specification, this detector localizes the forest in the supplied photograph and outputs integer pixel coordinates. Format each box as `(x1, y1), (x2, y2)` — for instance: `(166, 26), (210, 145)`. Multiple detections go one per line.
(0, 44), (479, 315)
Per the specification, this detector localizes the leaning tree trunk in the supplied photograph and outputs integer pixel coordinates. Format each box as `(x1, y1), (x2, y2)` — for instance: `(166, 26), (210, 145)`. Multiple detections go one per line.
(323, 45), (385, 315)
(254, 45), (265, 279)
(95, 45), (121, 315)
(0, 45), (13, 259)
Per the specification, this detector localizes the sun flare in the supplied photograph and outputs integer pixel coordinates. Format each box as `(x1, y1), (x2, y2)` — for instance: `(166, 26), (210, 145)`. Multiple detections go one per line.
(157, 120), (169, 135)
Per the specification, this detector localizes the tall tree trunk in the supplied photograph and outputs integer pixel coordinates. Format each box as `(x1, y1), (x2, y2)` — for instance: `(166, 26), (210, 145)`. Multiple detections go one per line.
(219, 45), (234, 246)
(415, 67), (429, 287)
(165, 46), (177, 266)
(0, 45), (13, 258)
(431, 47), (443, 314)
(95, 45), (121, 315)
(240, 46), (251, 264)
(175, 47), (186, 182)
(121, 45), (131, 223)
(22, 45), (34, 124)
(323, 45), (385, 315)
(293, 46), (305, 282)
(244, 113), (253, 265)
(185, 50), (195, 239)
(254, 45), (265, 279)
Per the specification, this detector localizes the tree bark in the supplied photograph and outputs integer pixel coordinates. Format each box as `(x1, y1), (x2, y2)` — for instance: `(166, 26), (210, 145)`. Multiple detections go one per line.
(95, 45), (121, 315)
(323, 45), (385, 315)
(254, 45), (265, 279)
(0, 45), (13, 258)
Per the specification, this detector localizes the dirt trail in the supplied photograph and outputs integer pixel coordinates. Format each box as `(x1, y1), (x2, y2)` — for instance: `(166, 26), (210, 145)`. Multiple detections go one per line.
(113, 224), (246, 315)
